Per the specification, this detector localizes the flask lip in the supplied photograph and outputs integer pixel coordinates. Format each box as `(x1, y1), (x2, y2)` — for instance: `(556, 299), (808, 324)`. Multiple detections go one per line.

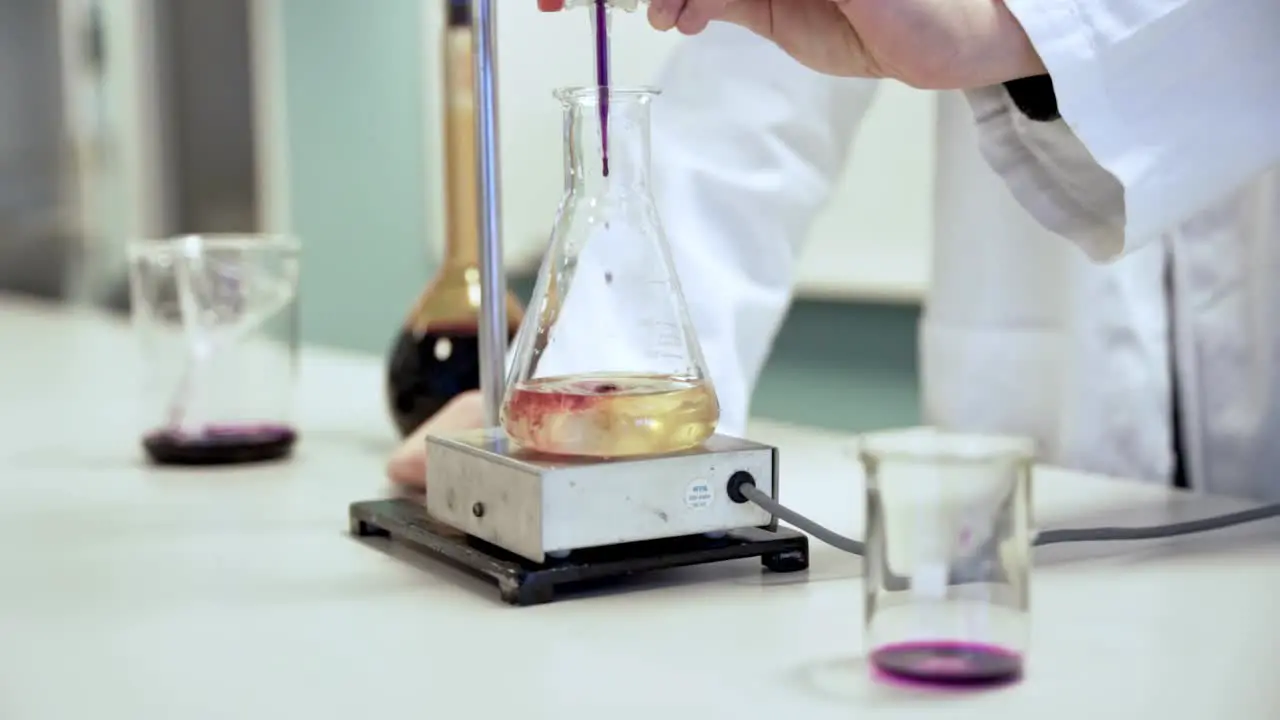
(554, 86), (661, 104)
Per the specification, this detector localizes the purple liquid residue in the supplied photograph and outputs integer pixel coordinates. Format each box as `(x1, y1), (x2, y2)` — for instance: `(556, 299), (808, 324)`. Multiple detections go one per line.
(143, 423), (297, 466)
(870, 640), (1024, 688)
(593, 0), (610, 177)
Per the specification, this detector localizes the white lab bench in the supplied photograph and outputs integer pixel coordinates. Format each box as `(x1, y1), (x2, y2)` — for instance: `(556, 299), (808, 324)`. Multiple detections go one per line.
(1, 296), (1276, 719)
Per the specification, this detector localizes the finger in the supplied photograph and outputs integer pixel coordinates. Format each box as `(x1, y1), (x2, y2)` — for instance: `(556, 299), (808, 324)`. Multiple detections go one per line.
(537, 0), (566, 11)
(387, 411), (436, 489)
(387, 428), (428, 489)
(715, 0), (775, 37)
(674, 0), (736, 34)
(647, 0), (685, 31)
(386, 391), (486, 489)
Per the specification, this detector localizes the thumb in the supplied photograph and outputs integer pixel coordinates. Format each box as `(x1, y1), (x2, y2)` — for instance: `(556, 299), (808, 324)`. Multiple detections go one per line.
(716, 0), (776, 36)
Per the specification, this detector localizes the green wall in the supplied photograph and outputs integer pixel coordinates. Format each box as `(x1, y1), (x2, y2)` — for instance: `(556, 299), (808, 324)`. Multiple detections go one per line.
(754, 301), (919, 432)
(281, 0), (430, 353)
(278, 0), (919, 432)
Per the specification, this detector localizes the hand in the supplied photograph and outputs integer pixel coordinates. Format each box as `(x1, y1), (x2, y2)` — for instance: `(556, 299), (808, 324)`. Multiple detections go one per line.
(565, 0), (1045, 90)
(386, 390), (486, 490)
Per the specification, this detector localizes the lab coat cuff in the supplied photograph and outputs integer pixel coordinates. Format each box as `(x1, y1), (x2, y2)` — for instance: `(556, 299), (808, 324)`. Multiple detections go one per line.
(1006, 0), (1280, 246)
(1001, 0), (1165, 246)
(964, 86), (1128, 262)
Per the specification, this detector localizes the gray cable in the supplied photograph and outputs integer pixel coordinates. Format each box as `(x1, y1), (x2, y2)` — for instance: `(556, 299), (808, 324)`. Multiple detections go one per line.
(738, 483), (1280, 556)
(741, 484), (866, 555)
(1034, 504), (1280, 545)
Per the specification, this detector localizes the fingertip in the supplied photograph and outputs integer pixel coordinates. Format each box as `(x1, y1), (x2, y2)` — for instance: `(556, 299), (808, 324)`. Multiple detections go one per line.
(386, 450), (426, 490)
(647, 0), (681, 31)
(670, 0), (722, 35)
(676, 15), (711, 35)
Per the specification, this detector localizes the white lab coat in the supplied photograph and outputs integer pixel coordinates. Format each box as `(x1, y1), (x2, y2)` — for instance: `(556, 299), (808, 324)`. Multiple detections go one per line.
(641, 15), (1280, 502)
(957, 0), (1280, 504)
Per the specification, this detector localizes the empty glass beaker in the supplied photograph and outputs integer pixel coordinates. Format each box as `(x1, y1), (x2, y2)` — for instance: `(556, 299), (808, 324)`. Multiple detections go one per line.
(127, 234), (302, 466)
(858, 429), (1035, 686)
(501, 86), (719, 458)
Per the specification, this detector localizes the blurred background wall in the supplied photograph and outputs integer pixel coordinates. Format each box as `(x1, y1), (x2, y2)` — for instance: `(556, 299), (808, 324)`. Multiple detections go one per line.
(0, 0), (919, 433)
(0, 0), (75, 300)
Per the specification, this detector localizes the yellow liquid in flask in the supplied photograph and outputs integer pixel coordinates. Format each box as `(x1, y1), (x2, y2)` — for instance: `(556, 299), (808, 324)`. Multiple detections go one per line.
(501, 373), (718, 458)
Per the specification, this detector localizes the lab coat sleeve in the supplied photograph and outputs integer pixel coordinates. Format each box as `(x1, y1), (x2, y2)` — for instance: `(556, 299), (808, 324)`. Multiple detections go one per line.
(649, 24), (877, 436)
(965, 0), (1280, 260)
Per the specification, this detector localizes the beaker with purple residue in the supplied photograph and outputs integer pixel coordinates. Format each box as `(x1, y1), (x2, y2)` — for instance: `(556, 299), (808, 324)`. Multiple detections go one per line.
(127, 234), (301, 466)
(857, 429), (1035, 687)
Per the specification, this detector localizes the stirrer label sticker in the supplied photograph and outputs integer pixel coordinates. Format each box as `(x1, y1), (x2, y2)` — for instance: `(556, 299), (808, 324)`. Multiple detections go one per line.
(685, 480), (714, 509)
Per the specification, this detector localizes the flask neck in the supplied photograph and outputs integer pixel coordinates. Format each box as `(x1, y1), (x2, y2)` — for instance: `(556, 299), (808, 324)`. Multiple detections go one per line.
(440, 21), (480, 269)
(561, 88), (654, 194)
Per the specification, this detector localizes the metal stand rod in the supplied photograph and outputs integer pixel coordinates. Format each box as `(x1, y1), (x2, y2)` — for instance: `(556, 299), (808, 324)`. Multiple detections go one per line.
(472, 0), (509, 426)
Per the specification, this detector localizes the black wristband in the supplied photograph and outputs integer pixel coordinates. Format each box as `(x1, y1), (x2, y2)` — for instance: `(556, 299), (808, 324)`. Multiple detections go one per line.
(1002, 74), (1060, 122)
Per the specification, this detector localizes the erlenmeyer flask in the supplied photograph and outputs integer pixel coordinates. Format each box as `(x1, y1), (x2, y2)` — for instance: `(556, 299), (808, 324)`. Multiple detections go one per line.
(501, 86), (719, 458)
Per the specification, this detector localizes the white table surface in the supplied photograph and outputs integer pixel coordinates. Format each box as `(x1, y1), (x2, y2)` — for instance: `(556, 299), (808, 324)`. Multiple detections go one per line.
(1, 296), (1277, 719)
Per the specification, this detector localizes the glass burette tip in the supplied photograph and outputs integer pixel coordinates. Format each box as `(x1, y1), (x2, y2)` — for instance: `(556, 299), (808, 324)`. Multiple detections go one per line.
(590, 0), (613, 177)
